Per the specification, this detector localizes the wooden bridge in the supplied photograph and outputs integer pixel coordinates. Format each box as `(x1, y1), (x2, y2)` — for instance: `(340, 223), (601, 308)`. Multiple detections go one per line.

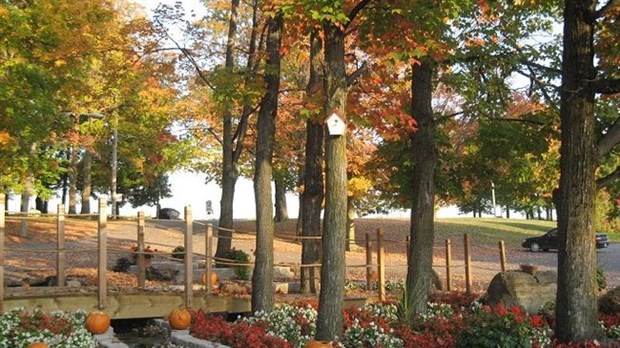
(0, 194), (383, 319)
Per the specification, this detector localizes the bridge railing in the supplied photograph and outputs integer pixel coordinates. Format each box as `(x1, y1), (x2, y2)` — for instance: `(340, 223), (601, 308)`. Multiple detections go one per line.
(0, 192), (511, 313)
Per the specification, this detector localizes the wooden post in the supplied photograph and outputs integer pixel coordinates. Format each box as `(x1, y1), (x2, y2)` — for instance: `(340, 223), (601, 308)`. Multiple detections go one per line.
(206, 225), (213, 294)
(98, 198), (107, 309)
(0, 193), (5, 313)
(184, 206), (193, 308)
(56, 204), (66, 286)
(445, 239), (452, 292)
(498, 240), (507, 272)
(377, 228), (385, 301)
(464, 233), (472, 294)
(365, 233), (372, 290)
(137, 212), (145, 287)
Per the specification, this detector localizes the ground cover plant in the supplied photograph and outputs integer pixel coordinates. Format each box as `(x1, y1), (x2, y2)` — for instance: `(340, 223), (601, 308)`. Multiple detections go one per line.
(0, 308), (97, 347)
(189, 292), (620, 348)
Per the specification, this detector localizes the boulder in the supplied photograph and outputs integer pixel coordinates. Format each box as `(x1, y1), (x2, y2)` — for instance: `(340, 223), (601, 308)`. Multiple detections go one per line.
(158, 208), (181, 220)
(485, 270), (557, 314)
(599, 286), (620, 315)
(273, 266), (295, 280)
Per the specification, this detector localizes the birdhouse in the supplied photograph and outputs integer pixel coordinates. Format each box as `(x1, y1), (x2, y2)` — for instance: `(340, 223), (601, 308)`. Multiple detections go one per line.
(325, 112), (346, 135)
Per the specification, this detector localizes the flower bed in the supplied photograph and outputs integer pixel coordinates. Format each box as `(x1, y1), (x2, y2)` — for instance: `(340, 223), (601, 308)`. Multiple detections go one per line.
(0, 308), (97, 347)
(188, 292), (620, 348)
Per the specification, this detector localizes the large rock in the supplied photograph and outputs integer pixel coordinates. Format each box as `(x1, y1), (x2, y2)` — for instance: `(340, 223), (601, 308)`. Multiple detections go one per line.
(485, 270), (557, 314)
(599, 286), (620, 314)
(273, 266), (295, 280)
(158, 208), (181, 220)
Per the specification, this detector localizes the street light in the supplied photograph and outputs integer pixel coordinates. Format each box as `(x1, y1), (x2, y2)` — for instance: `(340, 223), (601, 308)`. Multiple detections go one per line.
(110, 126), (118, 220)
(491, 181), (498, 218)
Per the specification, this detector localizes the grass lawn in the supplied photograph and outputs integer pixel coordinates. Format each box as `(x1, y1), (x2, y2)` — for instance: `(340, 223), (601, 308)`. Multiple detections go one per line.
(434, 218), (618, 244)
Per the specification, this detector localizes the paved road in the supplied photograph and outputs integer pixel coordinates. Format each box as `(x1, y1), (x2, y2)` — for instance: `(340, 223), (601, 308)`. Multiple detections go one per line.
(510, 243), (620, 289)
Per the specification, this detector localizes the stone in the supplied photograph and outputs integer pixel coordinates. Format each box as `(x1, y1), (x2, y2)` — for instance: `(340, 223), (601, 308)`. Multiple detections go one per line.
(599, 286), (620, 314)
(273, 266), (295, 280)
(67, 280), (81, 287)
(485, 270), (557, 314)
(157, 208), (180, 220)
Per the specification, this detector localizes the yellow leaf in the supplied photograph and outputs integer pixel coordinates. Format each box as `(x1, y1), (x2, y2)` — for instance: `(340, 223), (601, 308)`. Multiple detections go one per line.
(0, 131), (12, 145)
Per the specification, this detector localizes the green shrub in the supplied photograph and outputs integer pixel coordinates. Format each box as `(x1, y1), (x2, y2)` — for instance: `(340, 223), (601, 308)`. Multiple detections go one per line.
(597, 267), (607, 291)
(171, 246), (185, 260)
(455, 304), (533, 348)
(224, 247), (251, 280)
(112, 257), (132, 273)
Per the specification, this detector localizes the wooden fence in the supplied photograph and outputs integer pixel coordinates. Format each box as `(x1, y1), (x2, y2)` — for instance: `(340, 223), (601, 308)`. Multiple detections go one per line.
(0, 192), (509, 313)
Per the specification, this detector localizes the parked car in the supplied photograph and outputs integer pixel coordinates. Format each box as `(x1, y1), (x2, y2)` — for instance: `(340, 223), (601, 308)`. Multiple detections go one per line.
(521, 228), (609, 252)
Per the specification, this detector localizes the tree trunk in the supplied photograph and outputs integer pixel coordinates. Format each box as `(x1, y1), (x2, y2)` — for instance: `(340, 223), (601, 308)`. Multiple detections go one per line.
(405, 58), (437, 318)
(61, 150), (69, 206)
(216, 0), (241, 259)
(19, 176), (32, 237)
(35, 196), (48, 213)
(80, 150), (92, 214)
(316, 20), (347, 342)
(555, 0), (602, 342)
(273, 177), (288, 221)
(300, 30), (324, 295)
(68, 146), (78, 214)
(251, 12), (282, 313)
(506, 207), (510, 219)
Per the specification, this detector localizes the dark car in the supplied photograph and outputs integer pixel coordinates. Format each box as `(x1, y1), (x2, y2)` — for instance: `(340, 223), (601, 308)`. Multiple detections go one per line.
(521, 228), (609, 252)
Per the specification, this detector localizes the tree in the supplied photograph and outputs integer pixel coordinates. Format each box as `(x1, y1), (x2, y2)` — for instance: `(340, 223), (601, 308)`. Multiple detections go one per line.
(159, 0), (264, 258)
(405, 57), (438, 315)
(300, 29), (325, 294)
(315, 0), (371, 340)
(0, 0), (126, 210)
(555, 0), (619, 342)
(252, 10), (283, 313)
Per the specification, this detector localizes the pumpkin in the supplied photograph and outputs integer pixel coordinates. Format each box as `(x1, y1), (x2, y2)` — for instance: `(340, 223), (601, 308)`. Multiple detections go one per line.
(305, 340), (332, 348)
(85, 311), (111, 334)
(168, 308), (192, 330)
(201, 271), (218, 289)
(27, 343), (49, 348)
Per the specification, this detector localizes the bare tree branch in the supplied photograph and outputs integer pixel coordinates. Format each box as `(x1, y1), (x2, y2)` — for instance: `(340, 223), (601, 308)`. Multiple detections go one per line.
(345, 0), (372, 29)
(592, 78), (620, 95)
(154, 18), (216, 90)
(598, 117), (620, 158)
(346, 61), (369, 86)
(435, 110), (466, 122)
(493, 117), (547, 126)
(514, 69), (560, 111)
(597, 165), (620, 189)
(593, 0), (618, 20)
(519, 59), (563, 75)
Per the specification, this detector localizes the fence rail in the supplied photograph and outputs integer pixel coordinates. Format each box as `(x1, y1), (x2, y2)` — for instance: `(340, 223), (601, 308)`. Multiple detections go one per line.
(0, 192), (510, 313)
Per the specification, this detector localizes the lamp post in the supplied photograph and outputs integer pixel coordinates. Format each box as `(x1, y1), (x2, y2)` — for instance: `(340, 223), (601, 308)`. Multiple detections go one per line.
(110, 127), (118, 220)
(491, 181), (498, 218)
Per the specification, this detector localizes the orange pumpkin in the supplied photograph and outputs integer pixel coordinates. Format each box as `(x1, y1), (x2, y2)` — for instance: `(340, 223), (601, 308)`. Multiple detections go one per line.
(201, 271), (218, 289)
(168, 308), (192, 330)
(27, 343), (49, 348)
(305, 340), (332, 348)
(85, 311), (111, 334)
